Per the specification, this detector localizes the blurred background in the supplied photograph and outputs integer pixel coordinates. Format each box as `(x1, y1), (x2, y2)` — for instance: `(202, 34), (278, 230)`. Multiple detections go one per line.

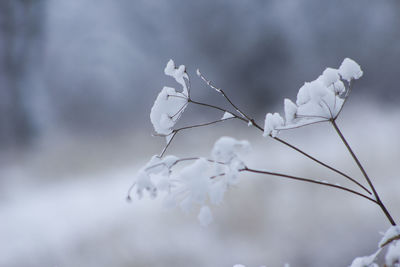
(1, 0), (399, 266)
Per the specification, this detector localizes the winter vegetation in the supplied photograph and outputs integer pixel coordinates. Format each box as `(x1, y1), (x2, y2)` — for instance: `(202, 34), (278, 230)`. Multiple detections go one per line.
(129, 59), (400, 266)
(2, 2), (400, 267)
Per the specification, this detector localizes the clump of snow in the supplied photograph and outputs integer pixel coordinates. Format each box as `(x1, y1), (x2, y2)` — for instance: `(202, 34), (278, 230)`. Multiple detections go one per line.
(349, 249), (380, 267)
(212, 136), (250, 163)
(175, 158), (212, 212)
(211, 136), (250, 186)
(135, 169), (157, 199)
(284, 98), (297, 124)
(379, 226), (400, 247)
(164, 59), (189, 96)
(349, 257), (378, 267)
(133, 155), (163, 199)
(131, 155), (183, 199)
(151, 59), (191, 135)
(339, 58), (363, 82)
(198, 205), (213, 226)
(385, 241), (400, 267)
(221, 112), (235, 120)
(150, 87), (188, 135)
(130, 136), (252, 226)
(263, 58), (363, 137)
(208, 179), (227, 205)
(263, 112), (284, 137)
(319, 67), (340, 87)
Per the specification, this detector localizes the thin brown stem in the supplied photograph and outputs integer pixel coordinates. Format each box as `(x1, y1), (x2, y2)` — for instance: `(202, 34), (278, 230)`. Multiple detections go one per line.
(159, 117), (235, 157)
(331, 119), (396, 225)
(273, 136), (372, 195)
(191, 93), (369, 195)
(242, 167), (378, 204)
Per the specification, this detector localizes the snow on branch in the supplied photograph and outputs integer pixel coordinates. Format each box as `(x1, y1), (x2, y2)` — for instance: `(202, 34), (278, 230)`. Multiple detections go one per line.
(133, 57), (398, 267)
(263, 58), (363, 137)
(129, 136), (250, 225)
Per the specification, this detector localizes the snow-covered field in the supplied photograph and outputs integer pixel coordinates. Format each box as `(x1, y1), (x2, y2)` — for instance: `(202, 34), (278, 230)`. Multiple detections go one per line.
(1, 103), (399, 267)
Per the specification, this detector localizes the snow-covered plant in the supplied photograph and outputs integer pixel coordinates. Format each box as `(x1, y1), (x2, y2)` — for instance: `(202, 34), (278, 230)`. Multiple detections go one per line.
(128, 58), (399, 266)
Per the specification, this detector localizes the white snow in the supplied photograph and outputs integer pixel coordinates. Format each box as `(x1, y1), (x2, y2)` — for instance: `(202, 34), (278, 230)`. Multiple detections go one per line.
(134, 169), (157, 199)
(385, 241), (400, 267)
(198, 205), (213, 226)
(284, 98), (297, 124)
(331, 80), (346, 95)
(164, 59), (189, 96)
(264, 58), (363, 136)
(319, 67), (340, 87)
(150, 60), (191, 135)
(165, 132), (175, 144)
(212, 136), (250, 163)
(349, 249), (380, 267)
(349, 257), (378, 267)
(150, 86), (188, 135)
(379, 226), (400, 247)
(174, 158), (212, 212)
(339, 58), (363, 82)
(222, 111), (235, 120)
(296, 82), (312, 105)
(263, 112), (284, 137)
(208, 179), (228, 205)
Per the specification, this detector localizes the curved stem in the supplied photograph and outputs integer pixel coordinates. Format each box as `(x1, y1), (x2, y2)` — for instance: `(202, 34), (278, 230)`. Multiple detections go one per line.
(242, 167), (378, 204)
(188, 99), (247, 122)
(190, 96), (369, 195)
(273, 136), (372, 195)
(331, 119), (396, 225)
(159, 117), (235, 157)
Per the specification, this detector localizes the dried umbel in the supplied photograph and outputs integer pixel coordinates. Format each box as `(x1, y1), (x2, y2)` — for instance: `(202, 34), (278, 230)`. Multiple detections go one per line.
(129, 58), (398, 266)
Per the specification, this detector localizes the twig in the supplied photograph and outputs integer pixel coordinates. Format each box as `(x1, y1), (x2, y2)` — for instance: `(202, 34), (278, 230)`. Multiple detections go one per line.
(192, 77), (370, 195)
(331, 119), (396, 225)
(273, 136), (372, 195)
(242, 167), (377, 204)
(159, 117), (235, 157)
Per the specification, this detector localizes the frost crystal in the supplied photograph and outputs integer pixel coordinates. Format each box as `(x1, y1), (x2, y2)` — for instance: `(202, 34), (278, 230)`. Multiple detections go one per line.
(198, 205), (213, 226)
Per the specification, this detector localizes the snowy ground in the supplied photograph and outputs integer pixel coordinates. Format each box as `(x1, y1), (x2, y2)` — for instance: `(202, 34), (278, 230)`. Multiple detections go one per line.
(1, 103), (400, 267)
